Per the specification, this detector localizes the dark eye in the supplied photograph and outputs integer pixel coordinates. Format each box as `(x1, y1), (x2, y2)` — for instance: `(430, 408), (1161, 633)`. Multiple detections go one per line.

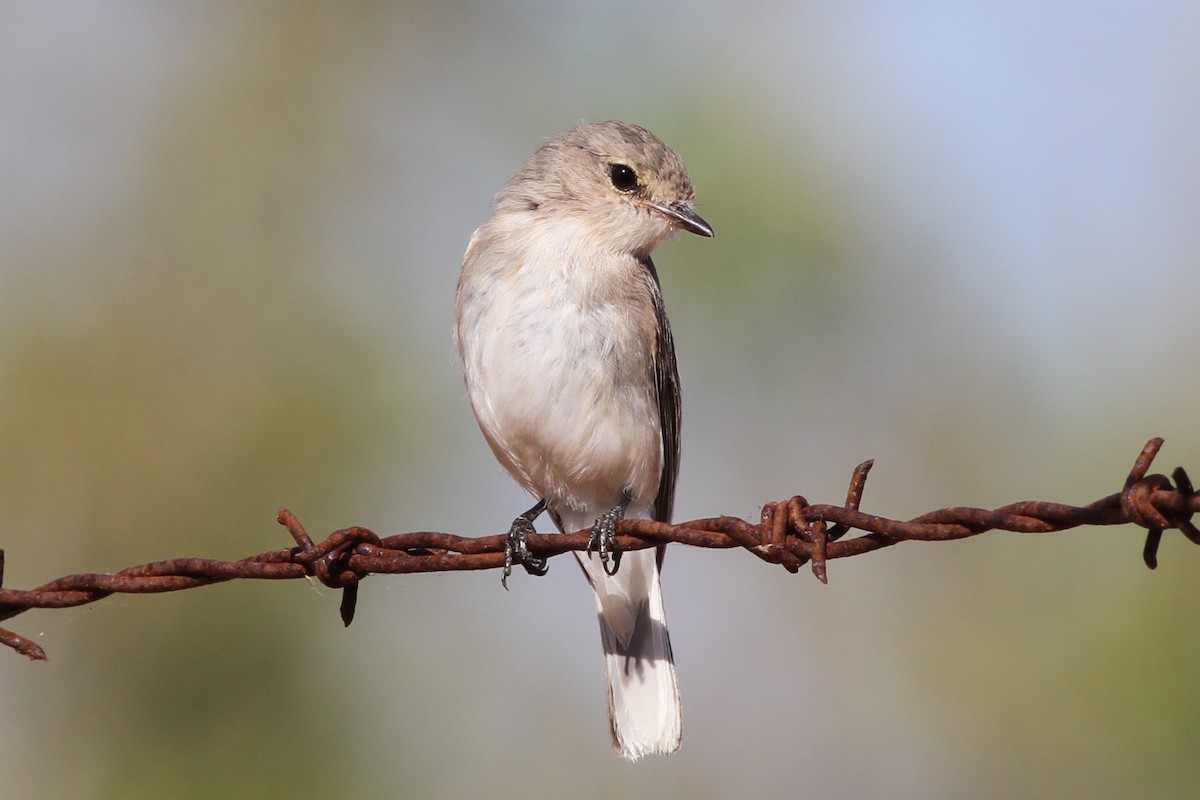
(609, 163), (638, 192)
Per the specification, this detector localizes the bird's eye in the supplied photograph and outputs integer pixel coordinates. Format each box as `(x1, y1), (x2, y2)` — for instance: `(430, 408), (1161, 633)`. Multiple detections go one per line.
(609, 163), (638, 192)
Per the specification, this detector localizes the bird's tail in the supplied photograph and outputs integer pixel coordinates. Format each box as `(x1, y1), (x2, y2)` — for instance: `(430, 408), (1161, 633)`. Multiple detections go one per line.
(575, 546), (681, 760)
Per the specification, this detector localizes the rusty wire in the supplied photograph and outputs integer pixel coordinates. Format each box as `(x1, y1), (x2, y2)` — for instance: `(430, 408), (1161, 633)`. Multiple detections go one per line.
(1, 437), (1195, 662)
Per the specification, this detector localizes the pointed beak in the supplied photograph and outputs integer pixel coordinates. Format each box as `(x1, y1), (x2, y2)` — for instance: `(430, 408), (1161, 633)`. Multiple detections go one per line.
(648, 201), (714, 238)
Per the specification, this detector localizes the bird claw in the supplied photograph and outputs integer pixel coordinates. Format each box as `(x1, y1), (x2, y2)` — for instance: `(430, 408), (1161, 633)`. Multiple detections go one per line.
(503, 501), (549, 589)
(588, 501), (627, 576)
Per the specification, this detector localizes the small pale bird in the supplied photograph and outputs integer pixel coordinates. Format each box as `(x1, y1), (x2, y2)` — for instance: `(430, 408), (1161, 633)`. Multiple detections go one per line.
(455, 121), (712, 759)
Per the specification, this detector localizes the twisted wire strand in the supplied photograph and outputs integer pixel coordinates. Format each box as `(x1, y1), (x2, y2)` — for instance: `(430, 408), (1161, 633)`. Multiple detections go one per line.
(1, 438), (1194, 661)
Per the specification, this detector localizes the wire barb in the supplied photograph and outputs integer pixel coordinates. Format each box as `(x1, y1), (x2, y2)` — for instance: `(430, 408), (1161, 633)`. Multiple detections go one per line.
(0, 438), (1195, 661)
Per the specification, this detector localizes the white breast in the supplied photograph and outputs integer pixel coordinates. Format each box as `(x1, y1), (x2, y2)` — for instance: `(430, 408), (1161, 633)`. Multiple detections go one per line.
(457, 215), (663, 519)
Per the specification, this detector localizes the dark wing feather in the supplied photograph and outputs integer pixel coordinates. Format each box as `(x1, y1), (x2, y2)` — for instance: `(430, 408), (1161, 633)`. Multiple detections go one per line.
(638, 255), (681, 526)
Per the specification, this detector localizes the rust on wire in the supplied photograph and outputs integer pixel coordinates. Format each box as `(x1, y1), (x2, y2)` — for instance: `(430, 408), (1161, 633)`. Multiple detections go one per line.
(0, 438), (1195, 661)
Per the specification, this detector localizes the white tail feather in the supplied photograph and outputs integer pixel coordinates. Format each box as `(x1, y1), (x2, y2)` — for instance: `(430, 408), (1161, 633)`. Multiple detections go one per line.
(576, 547), (681, 760)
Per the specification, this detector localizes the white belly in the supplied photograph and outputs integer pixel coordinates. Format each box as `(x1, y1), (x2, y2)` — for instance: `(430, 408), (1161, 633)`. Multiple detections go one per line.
(458, 248), (663, 519)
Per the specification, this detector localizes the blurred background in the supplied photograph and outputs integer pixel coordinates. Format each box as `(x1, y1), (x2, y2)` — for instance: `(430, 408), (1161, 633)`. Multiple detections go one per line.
(1, 3), (1197, 798)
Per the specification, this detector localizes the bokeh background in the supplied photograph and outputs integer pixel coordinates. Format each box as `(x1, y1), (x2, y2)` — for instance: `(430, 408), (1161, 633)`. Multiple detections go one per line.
(2, 3), (1197, 798)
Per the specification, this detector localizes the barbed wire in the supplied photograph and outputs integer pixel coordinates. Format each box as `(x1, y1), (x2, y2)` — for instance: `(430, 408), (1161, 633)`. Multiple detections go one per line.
(1, 437), (1195, 662)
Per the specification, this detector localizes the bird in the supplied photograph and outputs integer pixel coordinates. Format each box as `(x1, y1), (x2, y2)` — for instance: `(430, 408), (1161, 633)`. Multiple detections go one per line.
(455, 121), (712, 759)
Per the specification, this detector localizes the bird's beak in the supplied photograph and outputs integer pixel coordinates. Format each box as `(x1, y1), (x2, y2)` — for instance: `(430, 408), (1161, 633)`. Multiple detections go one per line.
(648, 201), (714, 238)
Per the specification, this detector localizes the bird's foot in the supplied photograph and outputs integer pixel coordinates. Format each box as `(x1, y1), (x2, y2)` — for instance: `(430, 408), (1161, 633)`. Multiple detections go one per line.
(503, 499), (549, 589)
(588, 494), (631, 576)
